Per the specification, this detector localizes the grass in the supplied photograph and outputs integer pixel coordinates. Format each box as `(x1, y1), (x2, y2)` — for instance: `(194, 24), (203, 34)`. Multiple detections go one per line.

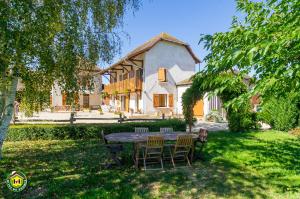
(0, 130), (299, 198)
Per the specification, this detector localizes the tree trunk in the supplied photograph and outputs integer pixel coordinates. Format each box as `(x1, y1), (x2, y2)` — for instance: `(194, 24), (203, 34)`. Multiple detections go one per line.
(0, 77), (18, 159)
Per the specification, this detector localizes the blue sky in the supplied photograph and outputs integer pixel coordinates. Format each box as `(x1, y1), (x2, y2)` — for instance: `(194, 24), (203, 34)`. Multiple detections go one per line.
(104, 0), (240, 70)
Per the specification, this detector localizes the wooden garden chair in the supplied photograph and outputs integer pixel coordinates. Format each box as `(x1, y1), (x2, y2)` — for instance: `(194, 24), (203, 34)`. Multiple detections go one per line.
(135, 127), (149, 133)
(133, 127), (149, 162)
(142, 135), (164, 170)
(100, 130), (123, 168)
(160, 127), (173, 134)
(168, 135), (193, 168)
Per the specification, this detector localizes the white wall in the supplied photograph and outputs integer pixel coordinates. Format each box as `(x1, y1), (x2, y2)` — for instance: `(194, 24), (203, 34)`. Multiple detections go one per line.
(51, 82), (62, 106)
(203, 93), (210, 117)
(89, 93), (101, 106)
(51, 73), (102, 107)
(129, 93), (136, 112)
(88, 74), (102, 106)
(142, 41), (196, 114)
(176, 85), (190, 114)
(139, 98), (143, 112)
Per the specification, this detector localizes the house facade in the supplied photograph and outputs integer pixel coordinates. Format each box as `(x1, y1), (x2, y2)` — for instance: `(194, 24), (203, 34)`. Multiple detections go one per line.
(50, 70), (103, 111)
(101, 33), (223, 117)
(176, 79), (225, 118)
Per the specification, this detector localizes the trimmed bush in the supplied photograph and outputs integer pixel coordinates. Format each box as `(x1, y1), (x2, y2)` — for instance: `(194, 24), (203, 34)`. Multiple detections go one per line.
(227, 105), (259, 132)
(258, 97), (298, 131)
(6, 119), (186, 141)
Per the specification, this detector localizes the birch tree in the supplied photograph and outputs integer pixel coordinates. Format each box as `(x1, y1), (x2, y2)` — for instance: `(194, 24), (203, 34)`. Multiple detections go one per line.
(0, 0), (139, 159)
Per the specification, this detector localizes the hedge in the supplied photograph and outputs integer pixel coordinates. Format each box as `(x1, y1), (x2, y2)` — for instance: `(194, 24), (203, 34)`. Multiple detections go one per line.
(6, 119), (186, 141)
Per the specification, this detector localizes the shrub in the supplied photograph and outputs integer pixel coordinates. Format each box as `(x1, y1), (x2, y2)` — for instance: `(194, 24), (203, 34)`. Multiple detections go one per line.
(6, 119), (186, 141)
(259, 98), (298, 131)
(227, 106), (259, 132)
(205, 110), (224, 123)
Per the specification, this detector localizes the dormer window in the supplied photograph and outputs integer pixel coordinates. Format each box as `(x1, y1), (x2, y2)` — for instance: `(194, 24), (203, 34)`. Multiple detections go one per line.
(158, 68), (167, 82)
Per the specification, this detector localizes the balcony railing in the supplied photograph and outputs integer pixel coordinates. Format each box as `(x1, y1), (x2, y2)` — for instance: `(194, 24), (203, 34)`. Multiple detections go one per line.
(103, 77), (142, 94)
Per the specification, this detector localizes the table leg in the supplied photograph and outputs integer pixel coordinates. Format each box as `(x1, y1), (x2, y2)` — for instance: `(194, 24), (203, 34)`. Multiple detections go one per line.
(190, 140), (196, 162)
(134, 143), (139, 169)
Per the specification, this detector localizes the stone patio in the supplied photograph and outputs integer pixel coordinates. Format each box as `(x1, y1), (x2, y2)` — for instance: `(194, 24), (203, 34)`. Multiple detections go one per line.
(192, 121), (229, 132)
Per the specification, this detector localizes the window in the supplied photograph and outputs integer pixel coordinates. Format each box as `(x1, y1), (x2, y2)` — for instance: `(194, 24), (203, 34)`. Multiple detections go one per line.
(119, 74), (123, 81)
(153, 94), (167, 107)
(83, 94), (89, 108)
(158, 68), (167, 82)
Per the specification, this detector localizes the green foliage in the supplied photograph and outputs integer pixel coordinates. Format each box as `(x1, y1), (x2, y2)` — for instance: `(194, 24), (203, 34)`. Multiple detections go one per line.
(259, 97), (299, 131)
(0, 0), (140, 116)
(193, 0), (300, 132)
(182, 72), (257, 132)
(199, 0), (300, 109)
(1, 131), (299, 198)
(6, 119), (186, 141)
(113, 90), (119, 96)
(17, 88), (50, 117)
(101, 92), (109, 98)
(227, 104), (259, 132)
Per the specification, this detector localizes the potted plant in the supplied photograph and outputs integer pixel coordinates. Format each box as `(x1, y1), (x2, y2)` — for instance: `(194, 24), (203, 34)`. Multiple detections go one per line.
(101, 92), (109, 98)
(98, 106), (103, 115)
(125, 89), (131, 95)
(113, 90), (118, 96)
(205, 110), (223, 123)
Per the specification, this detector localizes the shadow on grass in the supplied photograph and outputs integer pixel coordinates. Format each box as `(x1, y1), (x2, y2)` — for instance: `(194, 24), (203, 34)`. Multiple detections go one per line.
(0, 131), (299, 198)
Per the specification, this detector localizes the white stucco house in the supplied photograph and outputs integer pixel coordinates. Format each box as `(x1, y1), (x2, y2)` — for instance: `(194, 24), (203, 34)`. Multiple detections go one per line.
(101, 32), (223, 118)
(50, 69), (103, 111)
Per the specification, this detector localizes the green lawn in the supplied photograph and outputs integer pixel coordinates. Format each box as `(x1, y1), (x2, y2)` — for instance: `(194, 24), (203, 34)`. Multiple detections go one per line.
(0, 131), (299, 198)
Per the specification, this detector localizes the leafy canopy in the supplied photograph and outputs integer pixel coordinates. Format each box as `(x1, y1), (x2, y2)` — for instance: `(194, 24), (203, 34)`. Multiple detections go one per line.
(200, 0), (300, 102)
(0, 0), (139, 114)
(182, 72), (258, 132)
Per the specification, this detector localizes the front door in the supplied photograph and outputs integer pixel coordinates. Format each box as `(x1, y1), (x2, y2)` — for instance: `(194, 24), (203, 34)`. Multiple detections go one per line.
(83, 94), (89, 108)
(193, 100), (204, 117)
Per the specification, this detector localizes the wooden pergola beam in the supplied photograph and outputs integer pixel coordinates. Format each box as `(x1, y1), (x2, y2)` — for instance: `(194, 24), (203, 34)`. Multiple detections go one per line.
(116, 64), (130, 72)
(124, 60), (143, 69)
(120, 64), (133, 70)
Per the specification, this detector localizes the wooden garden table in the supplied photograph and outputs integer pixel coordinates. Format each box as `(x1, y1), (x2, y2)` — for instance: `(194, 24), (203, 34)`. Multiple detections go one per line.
(105, 132), (198, 168)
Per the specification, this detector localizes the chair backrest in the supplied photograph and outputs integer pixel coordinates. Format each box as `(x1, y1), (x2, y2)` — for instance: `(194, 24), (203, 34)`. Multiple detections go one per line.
(100, 130), (108, 145)
(174, 135), (193, 154)
(145, 135), (164, 157)
(160, 127), (173, 134)
(198, 128), (208, 142)
(135, 127), (149, 134)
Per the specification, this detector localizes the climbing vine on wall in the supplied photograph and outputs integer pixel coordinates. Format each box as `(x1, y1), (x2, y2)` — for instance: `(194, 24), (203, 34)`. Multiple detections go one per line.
(182, 72), (258, 132)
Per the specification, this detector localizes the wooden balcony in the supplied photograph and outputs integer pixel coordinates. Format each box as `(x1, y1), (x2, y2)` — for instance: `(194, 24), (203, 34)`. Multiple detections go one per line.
(103, 78), (142, 95)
